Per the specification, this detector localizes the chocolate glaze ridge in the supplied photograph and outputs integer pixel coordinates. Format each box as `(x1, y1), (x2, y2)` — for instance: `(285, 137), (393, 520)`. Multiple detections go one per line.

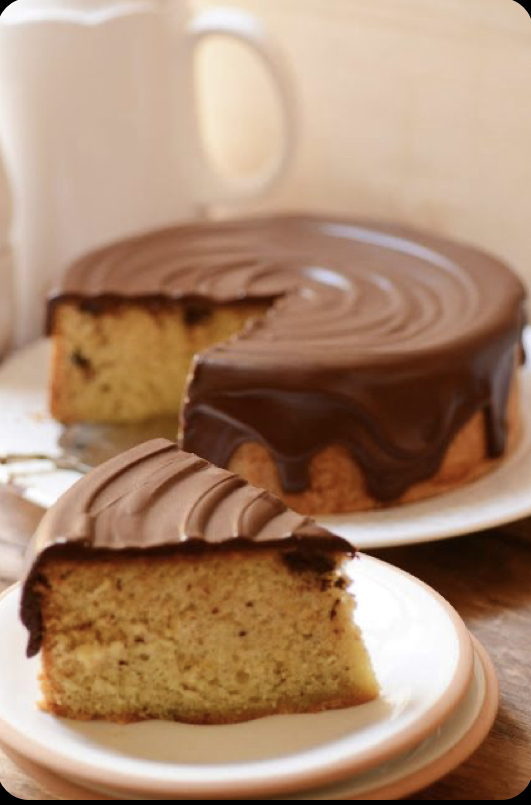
(21, 439), (352, 657)
(48, 215), (527, 501)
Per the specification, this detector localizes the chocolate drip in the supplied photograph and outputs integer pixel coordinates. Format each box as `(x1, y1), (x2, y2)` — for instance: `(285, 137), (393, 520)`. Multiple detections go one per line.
(182, 332), (522, 502)
(47, 215), (527, 500)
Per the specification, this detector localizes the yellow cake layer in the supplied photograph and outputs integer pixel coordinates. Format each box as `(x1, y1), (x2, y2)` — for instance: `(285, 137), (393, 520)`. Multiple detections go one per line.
(49, 301), (520, 515)
(35, 549), (379, 724)
(50, 302), (268, 423)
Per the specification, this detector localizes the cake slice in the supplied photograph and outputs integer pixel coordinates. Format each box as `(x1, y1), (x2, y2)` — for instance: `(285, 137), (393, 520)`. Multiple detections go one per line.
(21, 440), (379, 724)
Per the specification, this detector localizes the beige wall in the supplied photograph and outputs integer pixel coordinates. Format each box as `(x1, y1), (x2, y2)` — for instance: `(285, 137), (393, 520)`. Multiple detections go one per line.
(195, 0), (531, 284)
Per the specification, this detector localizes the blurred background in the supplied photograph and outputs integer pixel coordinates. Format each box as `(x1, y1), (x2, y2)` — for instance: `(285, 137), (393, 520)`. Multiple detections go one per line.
(0, 0), (530, 353)
(197, 0), (531, 276)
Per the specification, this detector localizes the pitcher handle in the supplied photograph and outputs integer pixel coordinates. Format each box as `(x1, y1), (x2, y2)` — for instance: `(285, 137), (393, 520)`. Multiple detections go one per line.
(186, 6), (298, 205)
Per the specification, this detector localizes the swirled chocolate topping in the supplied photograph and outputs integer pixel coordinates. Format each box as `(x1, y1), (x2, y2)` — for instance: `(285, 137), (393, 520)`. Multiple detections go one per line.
(21, 439), (351, 656)
(47, 215), (527, 501)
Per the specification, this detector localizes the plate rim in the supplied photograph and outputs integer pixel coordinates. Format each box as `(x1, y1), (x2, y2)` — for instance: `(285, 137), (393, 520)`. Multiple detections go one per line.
(3, 337), (531, 548)
(0, 556), (475, 799)
(0, 636), (498, 801)
(318, 365), (531, 548)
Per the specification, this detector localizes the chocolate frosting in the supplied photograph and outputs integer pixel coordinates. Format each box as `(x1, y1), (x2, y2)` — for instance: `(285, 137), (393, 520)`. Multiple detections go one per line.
(47, 215), (527, 501)
(21, 439), (351, 656)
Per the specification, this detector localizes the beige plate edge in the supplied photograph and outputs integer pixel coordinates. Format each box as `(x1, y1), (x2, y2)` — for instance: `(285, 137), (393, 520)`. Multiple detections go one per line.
(0, 636), (498, 801)
(0, 560), (476, 799)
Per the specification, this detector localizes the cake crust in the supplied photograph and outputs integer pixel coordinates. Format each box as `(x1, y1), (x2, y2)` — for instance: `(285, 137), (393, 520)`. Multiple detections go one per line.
(228, 376), (521, 514)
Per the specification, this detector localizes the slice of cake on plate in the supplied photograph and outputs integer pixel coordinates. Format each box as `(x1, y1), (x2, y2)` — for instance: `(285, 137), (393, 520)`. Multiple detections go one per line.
(21, 440), (378, 724)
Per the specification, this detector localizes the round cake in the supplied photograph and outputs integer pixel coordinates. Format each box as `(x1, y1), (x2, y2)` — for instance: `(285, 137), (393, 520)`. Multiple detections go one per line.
(47, 215), (527, 514)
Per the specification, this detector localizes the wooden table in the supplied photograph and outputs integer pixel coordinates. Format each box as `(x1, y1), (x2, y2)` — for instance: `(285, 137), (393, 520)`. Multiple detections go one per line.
(1, 524), (530, 800)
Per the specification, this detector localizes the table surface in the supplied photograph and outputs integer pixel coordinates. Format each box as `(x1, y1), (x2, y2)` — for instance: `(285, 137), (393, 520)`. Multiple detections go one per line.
(1, 521), (530, 800)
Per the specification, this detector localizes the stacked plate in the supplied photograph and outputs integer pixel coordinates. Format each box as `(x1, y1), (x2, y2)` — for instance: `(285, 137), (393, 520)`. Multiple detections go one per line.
(0, 555), (498, 800)
(2, 335), (516, 798)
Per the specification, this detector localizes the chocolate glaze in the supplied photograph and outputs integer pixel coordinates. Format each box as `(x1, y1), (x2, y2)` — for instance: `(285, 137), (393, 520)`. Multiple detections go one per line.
(21, 439), (352, 657)
(47, 215), (527, 501)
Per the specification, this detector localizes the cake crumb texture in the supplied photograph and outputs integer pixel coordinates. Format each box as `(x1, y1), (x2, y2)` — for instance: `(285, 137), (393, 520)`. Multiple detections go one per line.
(50, 302), (268, 423)
(36, 550), (378, 724)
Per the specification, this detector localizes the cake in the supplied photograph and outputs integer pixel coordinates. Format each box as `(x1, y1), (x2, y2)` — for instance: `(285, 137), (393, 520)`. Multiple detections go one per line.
(46, 216), (527, 514)
(20, 439), (378, 724)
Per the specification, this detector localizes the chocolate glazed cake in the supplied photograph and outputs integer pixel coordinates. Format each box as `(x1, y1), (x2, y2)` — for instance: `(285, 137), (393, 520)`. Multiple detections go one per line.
(46, 216), (527, 514)
(21, 440), (378, 724)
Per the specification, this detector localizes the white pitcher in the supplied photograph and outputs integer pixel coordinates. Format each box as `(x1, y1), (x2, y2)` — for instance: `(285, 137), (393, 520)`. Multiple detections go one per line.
(0, 0), (297, 345)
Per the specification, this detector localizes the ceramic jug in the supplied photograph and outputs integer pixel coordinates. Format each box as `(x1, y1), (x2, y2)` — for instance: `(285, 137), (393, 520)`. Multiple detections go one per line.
(0, 0), (297, 344)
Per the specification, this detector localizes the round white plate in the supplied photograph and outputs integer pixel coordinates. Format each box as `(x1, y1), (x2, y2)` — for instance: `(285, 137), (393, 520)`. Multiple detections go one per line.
(0, 556), (474, 800)
(2, 337), (531, 549)
(0, 638), (498, 801)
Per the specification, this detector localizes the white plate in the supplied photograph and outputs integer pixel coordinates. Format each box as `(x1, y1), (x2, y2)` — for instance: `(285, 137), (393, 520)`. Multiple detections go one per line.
(0, 339), (81, 508)
(0, 555), (473, 800)
(0, 638), (498, 801)
(2, 337), (531, 549)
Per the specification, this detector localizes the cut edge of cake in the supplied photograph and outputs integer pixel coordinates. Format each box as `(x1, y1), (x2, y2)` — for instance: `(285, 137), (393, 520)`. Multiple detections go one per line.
(21, 440), (379, 725)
